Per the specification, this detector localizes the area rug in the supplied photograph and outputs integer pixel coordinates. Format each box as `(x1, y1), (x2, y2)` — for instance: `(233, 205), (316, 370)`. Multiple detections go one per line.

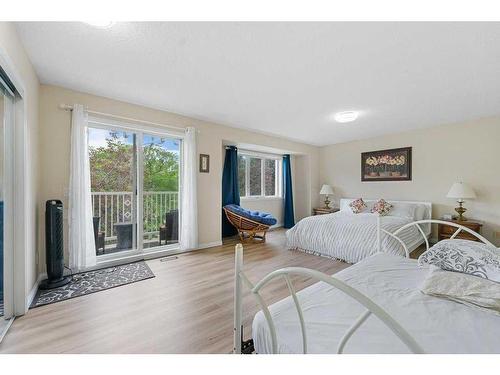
(30, 261), (155, 308)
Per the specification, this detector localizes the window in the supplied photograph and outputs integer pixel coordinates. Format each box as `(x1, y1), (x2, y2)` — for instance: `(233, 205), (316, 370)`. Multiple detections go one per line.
(238, 152), (281, 198)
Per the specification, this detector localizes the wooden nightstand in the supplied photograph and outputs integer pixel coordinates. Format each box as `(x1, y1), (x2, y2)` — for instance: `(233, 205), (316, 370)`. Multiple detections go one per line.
(438, 219), (483, 242)
(313, 207), (339, 215)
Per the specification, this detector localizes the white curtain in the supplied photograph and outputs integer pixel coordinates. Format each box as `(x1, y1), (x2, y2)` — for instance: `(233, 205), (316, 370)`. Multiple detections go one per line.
(180, 127), (198, 250)
(68, 104), (96, 271)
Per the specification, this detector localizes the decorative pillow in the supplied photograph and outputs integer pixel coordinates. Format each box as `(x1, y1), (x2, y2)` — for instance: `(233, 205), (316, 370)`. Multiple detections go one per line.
(418, 239), (500, 282)
(370, 199), (393, 216)
(421, 265), (500, 316)
(348, 198), (367, 214)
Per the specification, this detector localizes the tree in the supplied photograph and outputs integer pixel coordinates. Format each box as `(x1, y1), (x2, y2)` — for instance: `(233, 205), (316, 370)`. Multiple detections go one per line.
(89, 138), (179, 192)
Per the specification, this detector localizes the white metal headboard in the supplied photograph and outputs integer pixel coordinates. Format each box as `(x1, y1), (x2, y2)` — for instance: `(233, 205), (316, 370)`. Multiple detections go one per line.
(233, 244), (424, 354)
(378, 218), (495, 258)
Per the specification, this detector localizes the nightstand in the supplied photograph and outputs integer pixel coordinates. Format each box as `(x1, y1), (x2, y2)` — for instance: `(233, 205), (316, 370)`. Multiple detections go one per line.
(313, 207), (339, 215)
(438, 219), (483, 242)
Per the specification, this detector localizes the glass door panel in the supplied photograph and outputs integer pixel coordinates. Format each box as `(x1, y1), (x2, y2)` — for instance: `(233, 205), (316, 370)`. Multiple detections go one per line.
(0, 89), (4, 318)
(142, 134), (180, 249)
(88, 127), (138, 255)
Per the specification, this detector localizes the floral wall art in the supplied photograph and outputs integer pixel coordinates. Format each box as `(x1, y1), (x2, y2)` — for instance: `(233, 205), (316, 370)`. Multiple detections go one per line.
(361, 147), (412, 181)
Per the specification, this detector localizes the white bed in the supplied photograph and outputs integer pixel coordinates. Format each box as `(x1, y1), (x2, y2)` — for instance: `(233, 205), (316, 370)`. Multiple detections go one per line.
(286, 199), (431, 263)
(233, 219), (500, 354)
(252, 252), (500, 354)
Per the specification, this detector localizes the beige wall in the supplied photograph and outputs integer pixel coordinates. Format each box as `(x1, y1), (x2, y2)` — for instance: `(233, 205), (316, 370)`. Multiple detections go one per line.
(320, 117), (500, 245)
(38, 84), (319, 271)
(0, 23), (40, 306)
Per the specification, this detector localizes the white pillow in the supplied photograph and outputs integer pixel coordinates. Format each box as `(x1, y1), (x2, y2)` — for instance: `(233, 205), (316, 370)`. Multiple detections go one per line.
(389, 202), (416, 219)
(418, 239), (500, 282)
(414, 204), (428, 221)
(421, 265), (500, 315)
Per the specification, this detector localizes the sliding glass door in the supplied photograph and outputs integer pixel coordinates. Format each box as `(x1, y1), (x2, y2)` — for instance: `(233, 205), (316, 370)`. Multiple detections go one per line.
(88, 120), (181, 260)
(141, 133), (180, 250)
(0, 78), (14, 325)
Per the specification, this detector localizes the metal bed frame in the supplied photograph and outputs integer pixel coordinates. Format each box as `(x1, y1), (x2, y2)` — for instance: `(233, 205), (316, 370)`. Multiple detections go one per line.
(233, 218), (495, 354)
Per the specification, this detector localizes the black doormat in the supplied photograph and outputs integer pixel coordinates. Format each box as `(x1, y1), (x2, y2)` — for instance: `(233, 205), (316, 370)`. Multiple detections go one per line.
(30, 261), (155, 309)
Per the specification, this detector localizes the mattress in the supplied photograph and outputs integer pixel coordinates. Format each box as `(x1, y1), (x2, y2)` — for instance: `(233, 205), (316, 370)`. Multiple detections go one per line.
(252, 253), (500, 353)
(286, 212), (422, 263)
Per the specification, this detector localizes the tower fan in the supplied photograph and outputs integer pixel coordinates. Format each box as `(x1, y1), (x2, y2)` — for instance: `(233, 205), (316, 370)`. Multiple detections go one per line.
(39, 200), (71, 289)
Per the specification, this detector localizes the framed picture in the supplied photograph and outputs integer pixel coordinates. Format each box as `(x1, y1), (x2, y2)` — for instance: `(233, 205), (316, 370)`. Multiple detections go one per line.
(361, 147), (412, 181)
(199, 154), (210, 173)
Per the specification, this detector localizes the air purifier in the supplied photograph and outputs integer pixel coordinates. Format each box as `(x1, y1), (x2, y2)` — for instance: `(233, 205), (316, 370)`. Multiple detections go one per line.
(39, 200), (71, 289)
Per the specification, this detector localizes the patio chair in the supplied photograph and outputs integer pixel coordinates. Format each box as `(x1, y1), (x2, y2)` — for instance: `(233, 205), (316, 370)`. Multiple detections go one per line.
(159, 209), (179, 245)
(93, 216), (105, 254)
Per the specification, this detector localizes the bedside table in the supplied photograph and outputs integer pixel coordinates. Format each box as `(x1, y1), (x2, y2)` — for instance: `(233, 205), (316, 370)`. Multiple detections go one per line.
(438, 219), (483, 242)
(313, 207), (339, 215)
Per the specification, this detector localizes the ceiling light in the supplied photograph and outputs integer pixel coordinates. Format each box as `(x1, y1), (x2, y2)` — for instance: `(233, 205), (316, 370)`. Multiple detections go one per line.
(83, 21), (116, 29)
(334, 111), (359, 123)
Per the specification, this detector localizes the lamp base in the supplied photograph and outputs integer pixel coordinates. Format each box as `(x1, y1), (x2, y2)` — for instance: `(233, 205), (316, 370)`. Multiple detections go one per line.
(455, 201), (467, 221)
(324, 196), (331, 209)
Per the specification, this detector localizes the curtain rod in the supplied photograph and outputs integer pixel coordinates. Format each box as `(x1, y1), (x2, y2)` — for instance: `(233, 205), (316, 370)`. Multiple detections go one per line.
(59, 103), (187, 132)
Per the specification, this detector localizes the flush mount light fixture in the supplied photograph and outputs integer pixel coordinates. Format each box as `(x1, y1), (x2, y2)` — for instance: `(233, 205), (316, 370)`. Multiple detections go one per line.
(83, 21), (116, 28)
(334, 111), (359, 123)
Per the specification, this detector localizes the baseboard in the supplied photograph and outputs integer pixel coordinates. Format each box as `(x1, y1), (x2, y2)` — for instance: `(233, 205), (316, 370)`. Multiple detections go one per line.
(270, 222), (283, 230)
(197, 241), (223, 250)
(27, 273), (45, 309)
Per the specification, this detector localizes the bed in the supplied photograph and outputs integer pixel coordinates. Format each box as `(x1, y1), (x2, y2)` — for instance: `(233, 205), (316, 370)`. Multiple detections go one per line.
(233, 219), (500, 354)
(286, 199), (431, 263)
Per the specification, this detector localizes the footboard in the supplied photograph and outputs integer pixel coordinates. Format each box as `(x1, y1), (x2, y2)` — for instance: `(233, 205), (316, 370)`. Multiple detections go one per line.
(233, 243), (424, 354)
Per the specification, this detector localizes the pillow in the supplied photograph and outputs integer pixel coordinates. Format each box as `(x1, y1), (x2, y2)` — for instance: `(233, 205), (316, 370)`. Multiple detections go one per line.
(414, 204), (427, 221)
(390, 202), (416, 219)
(421, 265), (500, 316)
(348, 198), (367, 214)
(418, 239), (500, 282)
(370, 199), (393, 216)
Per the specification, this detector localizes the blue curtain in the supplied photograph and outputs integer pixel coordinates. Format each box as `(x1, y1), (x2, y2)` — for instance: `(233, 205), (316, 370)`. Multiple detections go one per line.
(222, 146), (240, 237)
(283, 154), (295, 228)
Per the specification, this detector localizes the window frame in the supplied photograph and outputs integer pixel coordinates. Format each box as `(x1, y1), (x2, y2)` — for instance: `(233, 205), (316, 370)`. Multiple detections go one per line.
(238, 150), (282, 201)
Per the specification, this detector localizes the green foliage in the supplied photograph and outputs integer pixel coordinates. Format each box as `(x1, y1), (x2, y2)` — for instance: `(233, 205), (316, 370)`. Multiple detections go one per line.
(89, 138), (179, 192)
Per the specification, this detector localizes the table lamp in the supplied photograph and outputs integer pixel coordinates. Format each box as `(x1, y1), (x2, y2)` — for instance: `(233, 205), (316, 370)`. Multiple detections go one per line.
(320, 184), (334, 209)
(446, 182), (476, 221)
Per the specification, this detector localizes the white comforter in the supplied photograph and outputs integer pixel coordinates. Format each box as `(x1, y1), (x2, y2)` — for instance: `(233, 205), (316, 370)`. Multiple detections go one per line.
(286, 212), (420, 263)
(252, 253), (500, 354)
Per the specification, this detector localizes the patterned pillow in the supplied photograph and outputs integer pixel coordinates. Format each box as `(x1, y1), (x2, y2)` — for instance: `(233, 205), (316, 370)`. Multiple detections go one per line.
(348, 198), (367, 214)
(418, 239), (500, 282)
(370, 199), (393, 216)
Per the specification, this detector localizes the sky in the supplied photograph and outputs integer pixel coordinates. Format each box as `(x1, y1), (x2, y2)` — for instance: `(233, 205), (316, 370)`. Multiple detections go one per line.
(88, 128), (180, 152)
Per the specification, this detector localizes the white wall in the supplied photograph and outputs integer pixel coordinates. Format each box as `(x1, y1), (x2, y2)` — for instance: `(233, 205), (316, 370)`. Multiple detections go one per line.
(0, 22), (40, 310)
(320, 117), (500, 245)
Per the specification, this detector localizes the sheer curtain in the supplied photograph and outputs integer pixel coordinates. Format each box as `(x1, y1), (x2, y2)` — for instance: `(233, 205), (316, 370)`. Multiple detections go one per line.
(68, 104), (96, 271)
(180, 127), (198, 250)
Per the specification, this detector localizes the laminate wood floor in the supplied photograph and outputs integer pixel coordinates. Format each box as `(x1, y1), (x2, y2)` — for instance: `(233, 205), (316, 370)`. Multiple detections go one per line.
(0, 229), (350, 353)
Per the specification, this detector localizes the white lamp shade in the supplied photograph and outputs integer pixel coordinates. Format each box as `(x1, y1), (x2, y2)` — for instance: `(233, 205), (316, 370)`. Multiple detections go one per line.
(446, 182), (476, 199)
(320, 184), (334, 195)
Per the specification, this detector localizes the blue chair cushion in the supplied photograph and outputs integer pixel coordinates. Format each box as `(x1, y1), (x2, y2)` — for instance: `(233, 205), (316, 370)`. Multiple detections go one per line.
(224, 204), (277, 226)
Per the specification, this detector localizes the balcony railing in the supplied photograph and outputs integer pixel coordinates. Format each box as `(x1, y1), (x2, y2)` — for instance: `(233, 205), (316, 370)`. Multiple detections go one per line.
(91, 191), (179, 240)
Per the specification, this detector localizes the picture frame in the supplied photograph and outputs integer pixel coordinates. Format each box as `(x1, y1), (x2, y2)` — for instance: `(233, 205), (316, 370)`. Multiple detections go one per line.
(361, 147), (412, 182)
(199, 154), (210, 173)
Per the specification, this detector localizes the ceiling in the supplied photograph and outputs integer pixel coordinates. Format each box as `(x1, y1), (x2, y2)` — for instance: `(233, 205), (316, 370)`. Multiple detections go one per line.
(15, 22), (500, 146)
